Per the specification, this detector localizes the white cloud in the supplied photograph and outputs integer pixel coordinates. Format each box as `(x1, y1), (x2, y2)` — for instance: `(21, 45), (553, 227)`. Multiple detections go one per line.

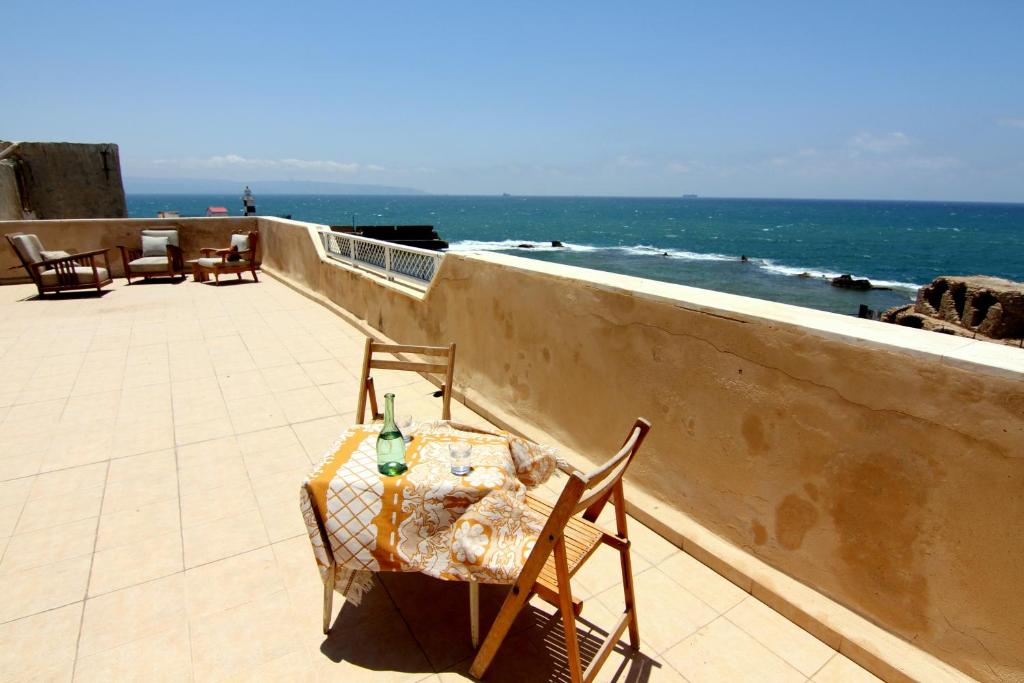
(996, 117), (1024, 129)
(613, 155), (650, 169)
(151, 154), (370, 173)
(847, 131), (912, 155)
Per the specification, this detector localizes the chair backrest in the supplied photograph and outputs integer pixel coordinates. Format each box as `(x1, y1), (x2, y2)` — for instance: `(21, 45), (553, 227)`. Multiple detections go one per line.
(356, 337), (456, 423)
(5, 233), (45, 285)
(230, 231), (259, 261)
(513, 418), (651, 592)
(141, 228), (179, 248)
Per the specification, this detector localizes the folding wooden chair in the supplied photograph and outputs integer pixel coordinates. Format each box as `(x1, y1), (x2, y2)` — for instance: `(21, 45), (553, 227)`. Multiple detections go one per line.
(470, 418), (652, 682)
(355, 338), (456, 424)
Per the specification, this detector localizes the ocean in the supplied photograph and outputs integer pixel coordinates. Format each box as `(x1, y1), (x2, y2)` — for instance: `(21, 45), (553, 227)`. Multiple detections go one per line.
(127, 194), (1024, 316)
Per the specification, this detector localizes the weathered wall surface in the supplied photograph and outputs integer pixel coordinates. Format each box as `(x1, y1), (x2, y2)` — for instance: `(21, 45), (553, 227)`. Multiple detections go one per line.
(0, 141), (127, 218)
(0, 217), (257, 279)
(257, 217), (1024, 682)
(0, 163), (20, 220)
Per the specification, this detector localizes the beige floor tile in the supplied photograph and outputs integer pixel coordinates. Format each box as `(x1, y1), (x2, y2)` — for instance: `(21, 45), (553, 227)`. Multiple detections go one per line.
(659, 549), (748, 614)
(0, 602), (82, 681)
(180, 479), (258, 529)
(0, 502), (23, 537)
(0, 554), (92, 622)
(261, 364), (314, 393)
(185, 546), (286, 619)
(317, 381), (357, 415)
(218, 649), (313, 682)
(0, 517), (98, 575)
(726, 596), (835, 676)
(243, 443), (311, 481)
(106, 449), (176, 483)
(596, 566), (718, 654)
(259, 495), (309, 543)
(228, 394), (289, 433)
(270, 535), (322, 592)
(96, 498), (181, 551)
(28, 462), (107, 499)
(73, 620), (192, 682)
(235, 425), (302, 455)
(218, 369), (272, 400)
(812, 653), (883, 682)
(662, 617), (805, 683)
(300, 359), (354, 386)
(291, 415), (350, 459)
(0, 451), (43, 481)
(100, 475), (178, 517)
(175, 417), (235, 445)
(17, 484), (104, 534)
(112, 423), (175, 457)
(250, 468), (309, 508)
(189, 590), (304, 682)
(0, 477), (34, 507)
(277, 386), (336, 424)
(88, 530), (183, 596)
(78, 574), (188, 658)
(183, 508), (269, 568)
(572, 543), (652, 600)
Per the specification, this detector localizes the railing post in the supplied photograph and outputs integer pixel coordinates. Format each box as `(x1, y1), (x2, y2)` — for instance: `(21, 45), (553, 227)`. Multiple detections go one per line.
(384, 245), (393, 280)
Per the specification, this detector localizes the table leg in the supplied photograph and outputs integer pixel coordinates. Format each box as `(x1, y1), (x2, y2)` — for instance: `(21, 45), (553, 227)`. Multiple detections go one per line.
(469, 580), (480, 648)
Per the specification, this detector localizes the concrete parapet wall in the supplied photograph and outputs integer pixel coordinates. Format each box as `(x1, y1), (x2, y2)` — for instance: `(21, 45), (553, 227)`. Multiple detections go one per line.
(257, 217), (1023, 682)
(0, 217), (257, 280)
(0, 163), (20, 221)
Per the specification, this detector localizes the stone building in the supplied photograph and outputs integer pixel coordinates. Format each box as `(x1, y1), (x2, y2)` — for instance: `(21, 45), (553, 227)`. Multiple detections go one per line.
(0, 140), (127, 219)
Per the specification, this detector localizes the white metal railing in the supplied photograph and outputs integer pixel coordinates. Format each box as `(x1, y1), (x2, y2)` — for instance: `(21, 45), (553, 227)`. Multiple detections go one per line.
(318, 230), (443, 289)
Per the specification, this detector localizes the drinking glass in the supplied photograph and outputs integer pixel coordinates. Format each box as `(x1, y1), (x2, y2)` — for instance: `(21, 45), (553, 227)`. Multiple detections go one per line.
(449, 442), (472, 476)
(396, 415), (413, 444)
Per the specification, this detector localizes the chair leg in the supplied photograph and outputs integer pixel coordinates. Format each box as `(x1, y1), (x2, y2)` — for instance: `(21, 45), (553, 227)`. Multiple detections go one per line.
(323, 562), (336, 634)
(251, 268), (259, 282)
(469, 580), (480, 648)
(237, 272), (242, 280)
(469, 584), (534, 678)
(555, 540), (584, 683)
(620, 544), (640, 648)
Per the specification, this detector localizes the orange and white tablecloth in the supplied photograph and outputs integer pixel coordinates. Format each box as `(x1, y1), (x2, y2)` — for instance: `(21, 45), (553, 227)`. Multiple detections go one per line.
(300, 420), (560, 604)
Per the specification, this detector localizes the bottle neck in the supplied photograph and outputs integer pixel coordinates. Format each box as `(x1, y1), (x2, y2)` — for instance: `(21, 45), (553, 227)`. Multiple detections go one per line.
(383, 393), (396, 428)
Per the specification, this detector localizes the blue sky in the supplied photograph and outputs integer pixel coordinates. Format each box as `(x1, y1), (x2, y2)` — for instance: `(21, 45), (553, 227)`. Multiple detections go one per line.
(6, 1), (1024, 201)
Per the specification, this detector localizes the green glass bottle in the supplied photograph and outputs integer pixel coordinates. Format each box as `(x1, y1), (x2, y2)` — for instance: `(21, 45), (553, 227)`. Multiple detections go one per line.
(376, 393), (407, 476)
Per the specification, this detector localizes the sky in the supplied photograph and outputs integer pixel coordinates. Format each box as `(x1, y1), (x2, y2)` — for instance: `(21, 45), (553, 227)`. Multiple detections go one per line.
(5, 1), (1024, 201)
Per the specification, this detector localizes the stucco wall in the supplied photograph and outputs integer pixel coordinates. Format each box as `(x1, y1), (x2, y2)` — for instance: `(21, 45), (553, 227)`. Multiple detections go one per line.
(0, 141), (127, 219)
(0, 217), (257, 280)
(257, 217), (1023, 682)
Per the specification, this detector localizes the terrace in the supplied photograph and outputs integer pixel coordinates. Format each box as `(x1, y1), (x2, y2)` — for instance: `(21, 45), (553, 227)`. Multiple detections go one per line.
(0, 216), (1019, 682)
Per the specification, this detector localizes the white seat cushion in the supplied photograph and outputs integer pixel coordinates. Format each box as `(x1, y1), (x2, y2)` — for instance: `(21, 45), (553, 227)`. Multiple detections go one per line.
(197, 257), (250, 268)
(9, 234), (44, 264)
(128, 256), (171, 273)
(230, 234), (250, 251)
(40, 266), (109, 286)
(141, 229), (179, 247)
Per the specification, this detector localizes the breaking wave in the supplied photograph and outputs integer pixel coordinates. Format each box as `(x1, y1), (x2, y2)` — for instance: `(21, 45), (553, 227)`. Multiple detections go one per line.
(446, 240), (922, 291)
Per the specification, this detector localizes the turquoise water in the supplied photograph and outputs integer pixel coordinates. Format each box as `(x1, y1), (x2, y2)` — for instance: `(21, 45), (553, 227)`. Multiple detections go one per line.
(127, 194), (1024, 316)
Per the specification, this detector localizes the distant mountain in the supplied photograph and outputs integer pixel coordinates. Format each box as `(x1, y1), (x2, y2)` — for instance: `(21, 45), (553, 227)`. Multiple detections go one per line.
(124, 177), (427, 195)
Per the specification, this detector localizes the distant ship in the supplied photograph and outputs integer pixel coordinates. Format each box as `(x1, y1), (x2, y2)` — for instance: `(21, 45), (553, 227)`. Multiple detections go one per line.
(681, 194), (699, 198)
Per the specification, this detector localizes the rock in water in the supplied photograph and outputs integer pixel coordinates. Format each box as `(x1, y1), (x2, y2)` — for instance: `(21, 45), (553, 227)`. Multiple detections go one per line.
(881, 275), (1024, 344)
(831, 274), (873, 290)
(551, 240), (564, 247)
(517, 243), (534, 248)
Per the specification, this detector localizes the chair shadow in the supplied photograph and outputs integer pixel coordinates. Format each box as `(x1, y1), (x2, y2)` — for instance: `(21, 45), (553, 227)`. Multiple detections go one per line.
(318, 573), (660, 682)
(198, 278), (258, 287)
(22, 289), (112, 301)
(126, 277), (186, 285)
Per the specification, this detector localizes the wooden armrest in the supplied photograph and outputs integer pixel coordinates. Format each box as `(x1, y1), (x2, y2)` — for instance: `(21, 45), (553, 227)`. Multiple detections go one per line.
(556, 460), (579, 476)
(166, 244), (184, 255)
(37, 252), (102, 268)
(117, 245), (141, 256)
(199, 247), (220, 255)
(65, 247), (109, 259)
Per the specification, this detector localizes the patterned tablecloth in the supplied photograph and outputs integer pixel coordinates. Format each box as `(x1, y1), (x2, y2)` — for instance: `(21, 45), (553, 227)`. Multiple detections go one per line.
(300, 420), (560, 604)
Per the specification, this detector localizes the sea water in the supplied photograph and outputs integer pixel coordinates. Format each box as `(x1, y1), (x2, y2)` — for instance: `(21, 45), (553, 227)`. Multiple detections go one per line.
(127, 194), (1024, 316)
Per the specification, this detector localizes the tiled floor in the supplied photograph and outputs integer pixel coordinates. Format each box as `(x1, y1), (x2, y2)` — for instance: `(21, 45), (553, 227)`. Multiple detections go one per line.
(0, 278), (880, 682)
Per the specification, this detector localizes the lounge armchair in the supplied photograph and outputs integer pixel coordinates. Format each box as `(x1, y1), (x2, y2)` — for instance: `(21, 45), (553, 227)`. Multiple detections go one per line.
(193, 230), (261, 285)
(118, 229), (185, 283)
(5, 232), (113, 296)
